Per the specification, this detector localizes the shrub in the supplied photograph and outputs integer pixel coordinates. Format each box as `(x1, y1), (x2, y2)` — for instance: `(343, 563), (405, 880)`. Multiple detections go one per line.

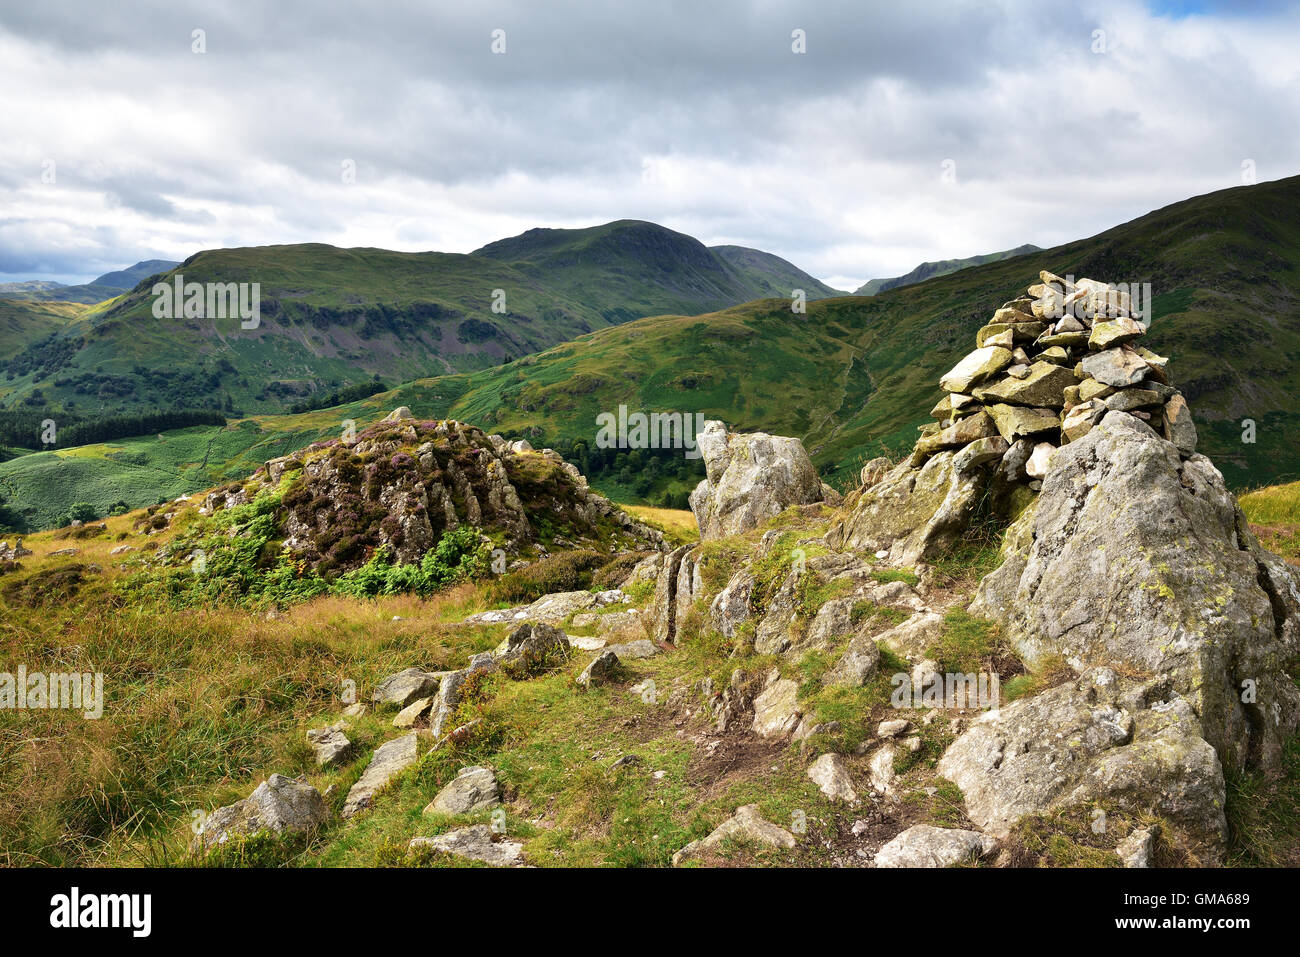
(65, 501), (98, 525)
(484, 550), (604, 605)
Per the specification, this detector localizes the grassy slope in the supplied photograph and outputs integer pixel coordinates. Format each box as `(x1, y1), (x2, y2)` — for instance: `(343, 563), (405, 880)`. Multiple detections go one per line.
(854, 244), (1043, 296)
(0, 222), (841, 417)
(5, 482), (1296, 868)
(0, 300), (89, 361)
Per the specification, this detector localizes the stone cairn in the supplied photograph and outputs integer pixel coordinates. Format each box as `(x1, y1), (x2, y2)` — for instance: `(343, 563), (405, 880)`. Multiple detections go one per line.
(915, 270), (1196, 486)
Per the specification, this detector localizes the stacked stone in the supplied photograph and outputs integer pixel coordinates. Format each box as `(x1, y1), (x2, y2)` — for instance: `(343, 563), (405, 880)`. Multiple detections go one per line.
(912, 270), (1196, 488)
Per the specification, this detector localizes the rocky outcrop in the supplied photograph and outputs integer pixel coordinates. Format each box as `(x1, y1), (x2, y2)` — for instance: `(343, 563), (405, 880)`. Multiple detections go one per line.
(464, 588), (630, 627)
(973, 411), (1300, 774)
(203, 415), (663, 573)
(689, 420), (828, 540)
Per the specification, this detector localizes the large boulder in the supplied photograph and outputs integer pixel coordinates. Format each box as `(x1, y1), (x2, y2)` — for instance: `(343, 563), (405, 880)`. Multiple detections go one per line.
(689, 420), (826, 541)
(973, 411), (1300, 773)
(198, 774), (328, 848)
(937, 668), (1229, 862)
(825, 452), (984, 564)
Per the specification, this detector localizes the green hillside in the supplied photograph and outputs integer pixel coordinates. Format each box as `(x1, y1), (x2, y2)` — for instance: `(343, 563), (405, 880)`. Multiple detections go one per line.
(0, 222), (837, 418)
(386, 175), (1300, 491)
(855, 244), (1042, 295)
(0, 300), (90, 363)
(3, 176), (1299, 531)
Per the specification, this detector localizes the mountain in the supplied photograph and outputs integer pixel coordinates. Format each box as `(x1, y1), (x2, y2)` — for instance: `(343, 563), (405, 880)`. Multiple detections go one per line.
(472, 220), (841, 319)
(710, 244), (844, 298)
(86, 259), (179, 291)
(0, 223), (834, 417)
(0, 259), (180, 305)
(4, 175), (1300, 531)
(855, 244), (1041, 295)
(352, 175), (1300, 493)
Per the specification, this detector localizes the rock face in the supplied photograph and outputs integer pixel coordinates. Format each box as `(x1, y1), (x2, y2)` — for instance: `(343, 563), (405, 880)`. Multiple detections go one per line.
(689, 420), (827, 541)
(828, 272), (1198, 563)
(198, 774), (328, 848)
(202, 415), (663, 573)
(937, 669), (1229, 862)
(973, 411), (1300, 774)
(874, 825), (995, 868)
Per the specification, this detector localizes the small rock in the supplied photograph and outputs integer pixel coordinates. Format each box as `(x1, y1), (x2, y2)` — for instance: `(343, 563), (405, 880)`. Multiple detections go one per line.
(424, 765), (501, 815)
(869, 744), (897, 794)
(392, 696), (434, 729)
(807, 753), (858, 804)
(1116, 825), (1159, 868)
(306, 724), (352, 767)
(874, 825), (996, 868)
(409, 825), (524, 866)
(576, 650), (620, 688)
(671, 805), (796, 866)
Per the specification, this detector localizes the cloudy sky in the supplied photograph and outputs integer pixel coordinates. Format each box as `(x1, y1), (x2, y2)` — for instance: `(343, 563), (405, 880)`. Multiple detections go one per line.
(1, 0), (1297, 289)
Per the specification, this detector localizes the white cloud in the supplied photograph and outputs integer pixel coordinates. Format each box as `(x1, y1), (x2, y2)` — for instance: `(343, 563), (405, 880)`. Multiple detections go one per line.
(0, 0), (1297, 287)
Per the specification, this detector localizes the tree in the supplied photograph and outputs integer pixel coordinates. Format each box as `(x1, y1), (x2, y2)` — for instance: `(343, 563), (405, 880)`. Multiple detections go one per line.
(65, 501), (98, 524)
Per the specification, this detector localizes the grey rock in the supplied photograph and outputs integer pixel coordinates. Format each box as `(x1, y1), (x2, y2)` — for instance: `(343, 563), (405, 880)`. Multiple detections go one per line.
(576, 650), (620, 688)
(752, 677), (801, 738)
(807, 753), (858, 804)
(372, 668), (443, 709)
(342, 732), (420, 818)
(689, 420), (827, 541)
(425, 765), (501, 815)
(973, 411), (1300, 775)
(671, 805), (796, 866)
(198, 774), (328, 848)
(306, 724), (352, 767)
(409, 825), (524, 866)
(874, 825), (995, 868)
(936, 670), (1228, 862)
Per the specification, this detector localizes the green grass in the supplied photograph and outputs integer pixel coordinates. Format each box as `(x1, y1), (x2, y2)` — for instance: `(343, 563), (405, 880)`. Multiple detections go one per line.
(1240, 481), (1300, 563)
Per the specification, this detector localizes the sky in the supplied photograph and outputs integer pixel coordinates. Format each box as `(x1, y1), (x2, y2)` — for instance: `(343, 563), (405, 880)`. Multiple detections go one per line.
(1, 0), (1297, 289)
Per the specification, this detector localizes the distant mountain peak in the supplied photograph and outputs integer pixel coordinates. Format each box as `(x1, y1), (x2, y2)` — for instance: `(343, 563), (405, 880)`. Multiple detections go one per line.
(855, 244), (1041, 296)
